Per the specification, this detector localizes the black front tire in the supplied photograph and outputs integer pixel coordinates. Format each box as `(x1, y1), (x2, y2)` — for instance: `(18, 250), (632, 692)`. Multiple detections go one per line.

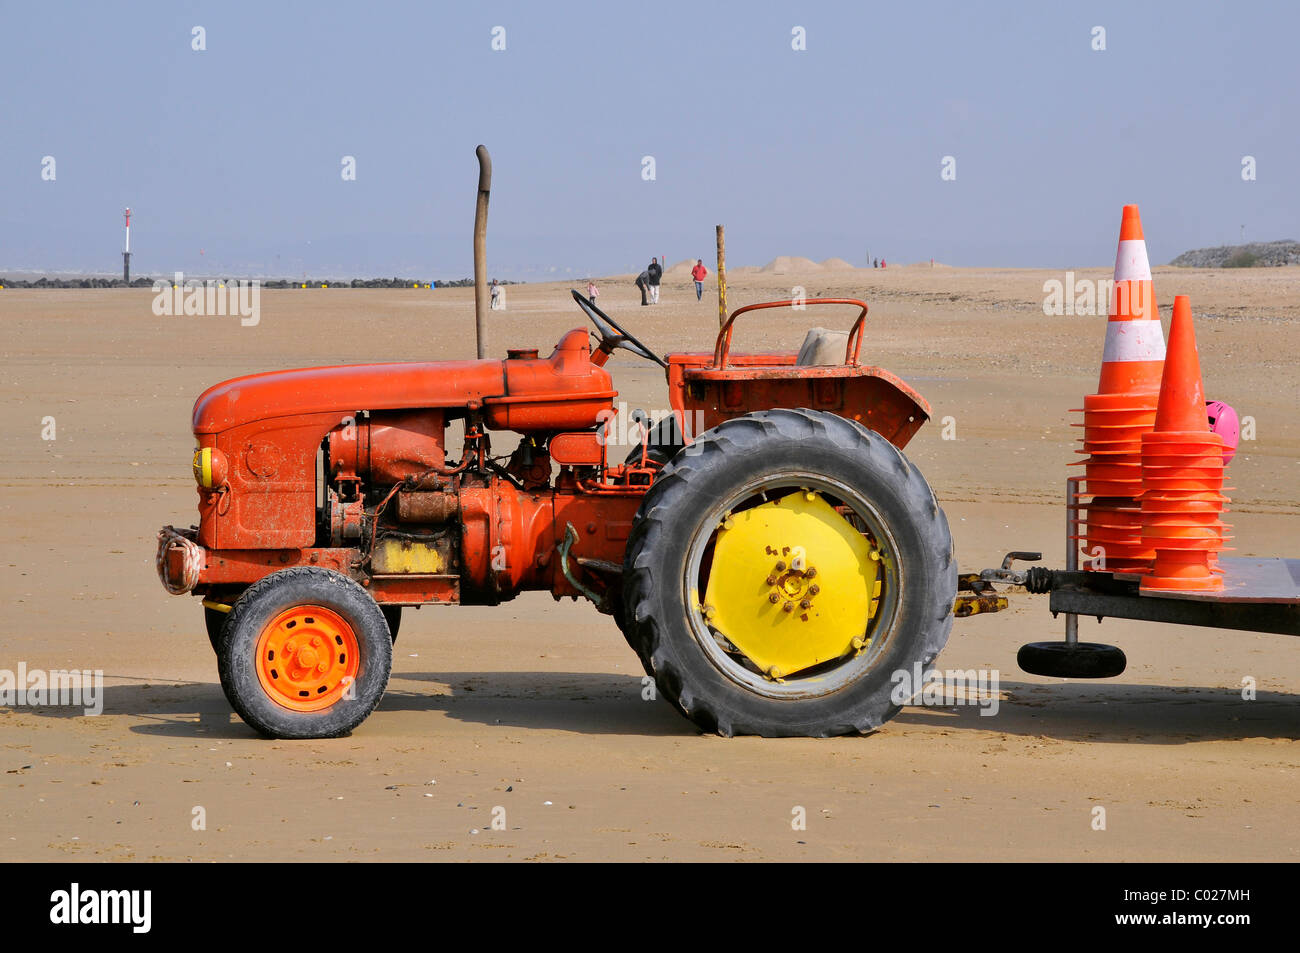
(623, 408), (955, 737)
(217, 567), (393, 739)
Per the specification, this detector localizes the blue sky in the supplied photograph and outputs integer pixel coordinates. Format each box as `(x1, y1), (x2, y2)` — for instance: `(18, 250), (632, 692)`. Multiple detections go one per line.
(1, 0), (1295, 279)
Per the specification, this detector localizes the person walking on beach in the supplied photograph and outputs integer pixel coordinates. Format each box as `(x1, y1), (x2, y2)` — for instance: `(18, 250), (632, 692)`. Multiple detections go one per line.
(490, 278), (504, 310)
(587, 279), (599, 307)
(635, 269), (650, 306)
(690, 259), (708, 300)
(646, 257), (662, 304)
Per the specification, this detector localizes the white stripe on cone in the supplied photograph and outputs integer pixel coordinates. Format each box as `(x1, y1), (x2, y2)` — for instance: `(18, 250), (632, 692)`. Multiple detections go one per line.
(1101, 318), (1166, 362)
(1114, 239), (1151, 282)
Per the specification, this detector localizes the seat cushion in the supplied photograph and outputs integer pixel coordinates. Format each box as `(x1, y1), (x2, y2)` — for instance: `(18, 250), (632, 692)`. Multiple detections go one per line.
(796, 327), (850, 366)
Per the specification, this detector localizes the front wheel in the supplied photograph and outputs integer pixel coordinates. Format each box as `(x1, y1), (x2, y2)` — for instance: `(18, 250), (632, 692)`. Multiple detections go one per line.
(623, 408), (955, 737)
(217, 567), (392, 739)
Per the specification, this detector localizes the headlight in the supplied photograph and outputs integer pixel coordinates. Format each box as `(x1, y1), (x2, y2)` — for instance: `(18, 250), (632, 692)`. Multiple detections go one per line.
(193, 447), (229, 489)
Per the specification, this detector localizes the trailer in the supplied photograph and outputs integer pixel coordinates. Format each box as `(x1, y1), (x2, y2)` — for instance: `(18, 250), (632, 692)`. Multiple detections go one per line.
(971, 477), (1300, 679)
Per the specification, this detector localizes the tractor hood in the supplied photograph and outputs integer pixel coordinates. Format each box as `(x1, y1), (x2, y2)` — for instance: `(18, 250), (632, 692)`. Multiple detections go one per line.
(192, 360), (507, 434)
(191, 328), (613, 435)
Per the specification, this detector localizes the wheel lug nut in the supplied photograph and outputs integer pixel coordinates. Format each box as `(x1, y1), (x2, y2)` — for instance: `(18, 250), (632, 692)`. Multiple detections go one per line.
(317, 662), (327, 673)
(774, 560), (786, 572)
(805, 567), (817, 578)
(285, 641), (296, 653)
(799, 599), (812, 610)
(312, 637), (322, 648)
(768, 592), (780, 604)
(782, 602), (794, 613)
(808, 584), (820, 595)
(766, 574), (779, 585)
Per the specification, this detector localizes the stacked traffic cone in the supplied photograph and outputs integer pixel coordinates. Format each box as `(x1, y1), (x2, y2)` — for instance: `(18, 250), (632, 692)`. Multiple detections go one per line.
(1073, 205), (1167, 572)
(1139, 296), (1230, 592)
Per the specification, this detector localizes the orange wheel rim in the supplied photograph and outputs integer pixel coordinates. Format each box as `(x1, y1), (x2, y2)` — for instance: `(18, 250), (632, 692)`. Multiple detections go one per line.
(255, 605), (360, 712)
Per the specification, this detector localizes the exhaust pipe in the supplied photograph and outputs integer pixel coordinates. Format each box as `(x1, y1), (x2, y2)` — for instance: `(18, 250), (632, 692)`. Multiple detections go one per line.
(473, 144), (492, 359)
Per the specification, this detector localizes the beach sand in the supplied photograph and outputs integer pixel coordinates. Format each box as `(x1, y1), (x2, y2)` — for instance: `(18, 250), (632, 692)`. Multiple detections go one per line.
(1, 263), (1296, 860)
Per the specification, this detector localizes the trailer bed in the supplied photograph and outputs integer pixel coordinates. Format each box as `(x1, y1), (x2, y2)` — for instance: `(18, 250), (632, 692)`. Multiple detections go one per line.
(1048, 556), (1300, 637)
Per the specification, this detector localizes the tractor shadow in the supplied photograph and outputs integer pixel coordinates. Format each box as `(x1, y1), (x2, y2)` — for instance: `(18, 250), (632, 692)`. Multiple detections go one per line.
(20, 681), (255, 740)
(21, 675), (1295, 744)
(894, 679), (1299, 744)
(407, 674), (1299, 743)
(20, 672), (686, 739)
(385, 670), (690, 735)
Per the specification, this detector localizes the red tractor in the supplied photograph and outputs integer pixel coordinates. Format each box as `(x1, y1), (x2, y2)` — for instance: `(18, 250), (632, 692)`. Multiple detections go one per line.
(157, 292), (956, 738)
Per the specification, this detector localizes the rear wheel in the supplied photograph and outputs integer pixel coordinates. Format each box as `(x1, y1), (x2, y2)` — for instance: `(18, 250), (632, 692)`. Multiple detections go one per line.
(623, 408), (955, 737)
(217, 567), (392, 739)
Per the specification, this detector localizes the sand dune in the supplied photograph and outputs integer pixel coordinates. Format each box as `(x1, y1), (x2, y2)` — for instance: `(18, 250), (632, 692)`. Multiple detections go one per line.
(759, 255), (824, 274)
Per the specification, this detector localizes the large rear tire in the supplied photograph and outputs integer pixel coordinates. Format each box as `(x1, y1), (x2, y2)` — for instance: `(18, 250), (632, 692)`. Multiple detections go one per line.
(622, 408), (955, 737)
(217, 567), (392, 739)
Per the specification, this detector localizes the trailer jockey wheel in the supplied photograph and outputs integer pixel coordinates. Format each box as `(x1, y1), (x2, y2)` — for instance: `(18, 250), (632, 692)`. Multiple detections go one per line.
(1017, 641), (1126, 679)
(218, 567), (392, 739)
(622, 408), (956, 737)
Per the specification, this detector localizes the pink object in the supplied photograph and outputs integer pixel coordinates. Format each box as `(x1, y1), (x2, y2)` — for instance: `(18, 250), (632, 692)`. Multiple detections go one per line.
(1205, 400), (1240, 465)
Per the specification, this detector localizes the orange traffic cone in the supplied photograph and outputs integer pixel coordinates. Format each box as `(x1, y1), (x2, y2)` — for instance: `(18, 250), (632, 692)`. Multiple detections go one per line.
(1140, 295), (1229, 592)
(1075, 205), (1167, 572)
(1098, 205), (1164, 395)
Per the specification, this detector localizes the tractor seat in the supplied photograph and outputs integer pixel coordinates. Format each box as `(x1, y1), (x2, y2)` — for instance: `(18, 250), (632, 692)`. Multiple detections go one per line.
(796, 327), (851, 366)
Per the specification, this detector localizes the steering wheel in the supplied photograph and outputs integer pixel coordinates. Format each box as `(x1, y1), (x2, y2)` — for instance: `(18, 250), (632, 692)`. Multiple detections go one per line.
(571, 289), (667, 367)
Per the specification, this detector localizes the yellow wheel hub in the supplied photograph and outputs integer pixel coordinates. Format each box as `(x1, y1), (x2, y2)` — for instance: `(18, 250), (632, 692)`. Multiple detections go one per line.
(701, 491), (881, 679)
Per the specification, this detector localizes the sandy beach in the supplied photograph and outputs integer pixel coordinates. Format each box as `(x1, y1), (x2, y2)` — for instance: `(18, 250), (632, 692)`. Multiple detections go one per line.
(1, 263), (1296, 861)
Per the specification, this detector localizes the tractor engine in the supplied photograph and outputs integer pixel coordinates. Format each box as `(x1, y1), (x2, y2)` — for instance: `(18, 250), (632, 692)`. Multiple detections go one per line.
(181, 328), (645, 613)
(322, 407), (455, 581)
(320, 407), (524, 606)
(323, 408), (448, 548)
